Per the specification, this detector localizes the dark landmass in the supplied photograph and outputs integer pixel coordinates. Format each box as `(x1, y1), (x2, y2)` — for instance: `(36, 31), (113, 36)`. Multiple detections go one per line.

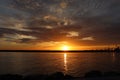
(0, 50), (112, 52)
(0, 71), (120, 80)
(0, 47), (120, 53)
(0, 50), (114, 52)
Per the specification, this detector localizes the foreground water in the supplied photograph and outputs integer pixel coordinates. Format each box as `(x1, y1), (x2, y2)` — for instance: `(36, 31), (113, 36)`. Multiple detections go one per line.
(0, 52), (120, 77)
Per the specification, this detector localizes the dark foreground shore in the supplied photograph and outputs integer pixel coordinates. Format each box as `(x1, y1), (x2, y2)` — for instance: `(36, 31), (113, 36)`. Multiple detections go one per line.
(0, 71), (120, 80)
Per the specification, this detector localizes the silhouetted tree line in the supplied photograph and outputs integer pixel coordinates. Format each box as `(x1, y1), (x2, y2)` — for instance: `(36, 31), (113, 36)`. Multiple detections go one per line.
(87, 46), (120, 52)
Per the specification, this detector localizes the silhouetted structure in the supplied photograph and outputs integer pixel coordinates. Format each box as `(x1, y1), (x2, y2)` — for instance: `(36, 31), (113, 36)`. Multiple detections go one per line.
(114, 47), (120, 53)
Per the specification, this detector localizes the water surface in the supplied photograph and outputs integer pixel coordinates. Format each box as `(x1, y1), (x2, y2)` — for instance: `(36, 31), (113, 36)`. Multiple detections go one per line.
(0, 52), (120, 77)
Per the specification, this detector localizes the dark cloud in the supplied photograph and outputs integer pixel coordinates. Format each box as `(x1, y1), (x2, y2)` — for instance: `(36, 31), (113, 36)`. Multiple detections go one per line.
(19, 38), (35, 43)
(0, 0), (120, 47)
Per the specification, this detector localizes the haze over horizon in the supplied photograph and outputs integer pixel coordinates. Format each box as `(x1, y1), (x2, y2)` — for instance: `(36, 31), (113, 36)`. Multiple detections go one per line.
(0, 0), (120, 50)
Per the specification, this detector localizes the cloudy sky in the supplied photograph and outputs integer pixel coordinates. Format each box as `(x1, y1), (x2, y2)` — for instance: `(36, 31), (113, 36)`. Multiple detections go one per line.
(0, 0), (120, 50)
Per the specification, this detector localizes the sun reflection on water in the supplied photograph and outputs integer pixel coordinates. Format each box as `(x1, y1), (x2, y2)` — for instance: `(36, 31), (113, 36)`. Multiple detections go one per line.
(112, 52), (116, 63)
(64, 53), (68, 74)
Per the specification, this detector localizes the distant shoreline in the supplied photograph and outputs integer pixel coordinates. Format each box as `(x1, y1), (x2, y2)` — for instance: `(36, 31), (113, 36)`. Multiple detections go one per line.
(0, 50), (119, 52)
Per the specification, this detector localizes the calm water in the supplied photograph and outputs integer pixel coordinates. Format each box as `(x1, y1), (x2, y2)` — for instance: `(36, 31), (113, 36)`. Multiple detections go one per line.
(0, 52), (120, 77)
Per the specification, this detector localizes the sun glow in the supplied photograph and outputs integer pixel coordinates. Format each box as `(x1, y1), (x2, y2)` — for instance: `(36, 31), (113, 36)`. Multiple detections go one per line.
(62, 45), (70, 51)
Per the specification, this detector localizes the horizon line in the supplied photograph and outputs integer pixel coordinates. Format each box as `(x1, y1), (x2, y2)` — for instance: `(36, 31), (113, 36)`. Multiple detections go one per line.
(0, 49), (118, 52)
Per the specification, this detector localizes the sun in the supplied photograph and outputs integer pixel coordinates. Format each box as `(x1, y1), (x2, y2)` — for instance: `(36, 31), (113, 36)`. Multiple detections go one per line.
(62, 45), (70, 51)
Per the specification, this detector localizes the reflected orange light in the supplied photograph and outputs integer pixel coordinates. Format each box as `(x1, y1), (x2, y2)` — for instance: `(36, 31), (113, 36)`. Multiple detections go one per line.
(64, 53), (68, 73)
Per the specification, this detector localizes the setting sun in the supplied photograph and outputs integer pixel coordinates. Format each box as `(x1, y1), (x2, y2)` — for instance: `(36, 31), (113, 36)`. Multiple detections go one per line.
(62, 45), (70, 51)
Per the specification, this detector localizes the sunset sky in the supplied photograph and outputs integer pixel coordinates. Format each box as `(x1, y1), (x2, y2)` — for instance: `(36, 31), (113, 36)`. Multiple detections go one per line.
(0, 0), (120, 50)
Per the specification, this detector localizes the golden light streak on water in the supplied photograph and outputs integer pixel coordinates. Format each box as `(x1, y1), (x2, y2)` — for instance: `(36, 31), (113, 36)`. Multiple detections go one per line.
(64, 53), (68, 74)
